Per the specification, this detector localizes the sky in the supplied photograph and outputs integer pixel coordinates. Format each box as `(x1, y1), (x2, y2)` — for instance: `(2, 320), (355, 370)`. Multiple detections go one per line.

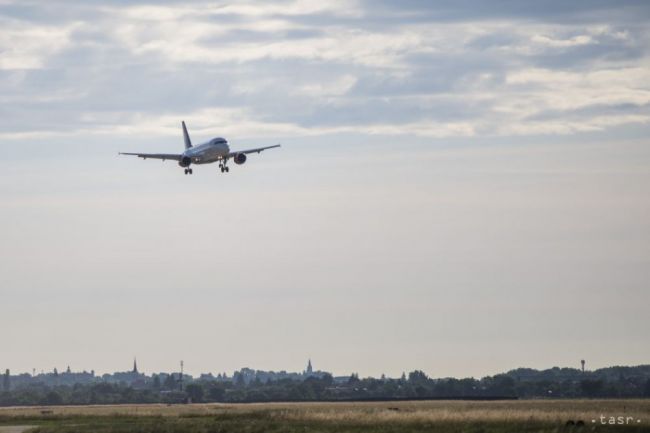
(1, 0), (649, 379)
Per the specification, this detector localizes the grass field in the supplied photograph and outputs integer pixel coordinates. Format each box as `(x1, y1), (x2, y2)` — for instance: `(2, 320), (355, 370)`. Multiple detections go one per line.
(1, 400), (649, 432)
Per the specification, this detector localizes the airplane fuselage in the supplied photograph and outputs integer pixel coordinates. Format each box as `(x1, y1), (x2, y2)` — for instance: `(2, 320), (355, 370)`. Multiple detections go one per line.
(182, 138), (230, 165)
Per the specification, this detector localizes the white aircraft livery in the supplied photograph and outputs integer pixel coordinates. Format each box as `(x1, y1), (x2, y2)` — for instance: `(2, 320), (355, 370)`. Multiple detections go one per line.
(120, 121), (280, 175)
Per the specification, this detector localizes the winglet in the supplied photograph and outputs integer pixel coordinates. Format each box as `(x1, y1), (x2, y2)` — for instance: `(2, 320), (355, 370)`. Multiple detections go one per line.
(182, 121), (192, 149)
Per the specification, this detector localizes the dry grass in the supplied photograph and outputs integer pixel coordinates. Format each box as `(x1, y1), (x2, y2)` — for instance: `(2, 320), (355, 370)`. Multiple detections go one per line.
(1, 399), (648, 424)
(1, 400), (649, 433)
(273, 400), (650, 424)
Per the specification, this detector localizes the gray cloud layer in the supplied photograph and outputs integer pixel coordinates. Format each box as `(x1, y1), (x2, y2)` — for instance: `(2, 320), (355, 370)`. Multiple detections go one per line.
(1, 0), (649, 140)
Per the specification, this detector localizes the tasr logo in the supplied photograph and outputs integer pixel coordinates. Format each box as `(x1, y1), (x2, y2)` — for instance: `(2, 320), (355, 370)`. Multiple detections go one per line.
(592, 415), (642, 425)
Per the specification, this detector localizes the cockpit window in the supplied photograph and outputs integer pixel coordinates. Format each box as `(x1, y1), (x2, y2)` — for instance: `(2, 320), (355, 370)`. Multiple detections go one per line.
(212, 138), (227, 144)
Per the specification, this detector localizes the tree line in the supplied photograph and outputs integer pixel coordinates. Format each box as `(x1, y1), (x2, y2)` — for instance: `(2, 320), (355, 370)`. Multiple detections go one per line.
(2, 365), (650, 406)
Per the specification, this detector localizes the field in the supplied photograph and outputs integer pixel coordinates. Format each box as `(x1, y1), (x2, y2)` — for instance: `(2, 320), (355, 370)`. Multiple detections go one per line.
(1, 400), (649, 433)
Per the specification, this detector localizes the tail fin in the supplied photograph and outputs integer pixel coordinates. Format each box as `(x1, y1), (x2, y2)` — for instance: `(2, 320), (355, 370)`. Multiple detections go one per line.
(182, 121), (192, 149)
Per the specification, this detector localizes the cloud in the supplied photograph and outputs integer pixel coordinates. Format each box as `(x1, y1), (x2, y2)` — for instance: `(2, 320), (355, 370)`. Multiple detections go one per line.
(0, 0), (649, 141)
(118, 1), (363, 20)
(0, 16), (78, 69)
(530, 34), (594, 48)
(112, 9), (424, 68)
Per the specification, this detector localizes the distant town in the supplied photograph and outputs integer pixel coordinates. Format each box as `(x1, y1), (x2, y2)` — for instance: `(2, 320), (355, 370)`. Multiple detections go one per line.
(4, 359), (334, 391)
(2, 360), (649, 406)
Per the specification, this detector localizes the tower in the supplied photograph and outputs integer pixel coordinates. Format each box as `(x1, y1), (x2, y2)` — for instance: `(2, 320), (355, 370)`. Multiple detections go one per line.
(581, 359), (585, 373)
(179, 360), (184, 392)
(306, 359), (313, 375)
(133, 358), (138, 374)
(2, 369), (9, 392)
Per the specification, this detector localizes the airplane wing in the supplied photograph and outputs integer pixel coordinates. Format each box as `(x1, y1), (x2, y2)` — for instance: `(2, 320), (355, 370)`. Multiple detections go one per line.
(119, 152), (183, 161)
(226, 144), (281, 157)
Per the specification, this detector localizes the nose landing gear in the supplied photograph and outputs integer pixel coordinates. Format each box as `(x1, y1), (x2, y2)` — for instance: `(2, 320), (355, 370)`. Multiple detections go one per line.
(184, 168), (193, 175)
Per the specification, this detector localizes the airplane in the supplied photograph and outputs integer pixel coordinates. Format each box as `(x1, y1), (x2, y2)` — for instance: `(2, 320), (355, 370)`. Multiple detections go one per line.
(119, 121), (280, 175)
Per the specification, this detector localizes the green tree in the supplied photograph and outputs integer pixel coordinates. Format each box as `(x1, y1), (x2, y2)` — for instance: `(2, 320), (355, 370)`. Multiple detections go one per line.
(45, 391), (63, 405)
(408, 370), (429, 385)
(347, 373), (360, 385)
(490, 375), (516, 396)
(580, 379), (604, 397)
(208, 384), (226, 401)
(185, 384), (204, 403)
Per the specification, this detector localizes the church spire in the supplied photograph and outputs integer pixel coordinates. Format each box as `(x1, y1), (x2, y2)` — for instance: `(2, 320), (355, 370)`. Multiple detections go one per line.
(306, 359), (313, 374)
(132, 357), (138, 374)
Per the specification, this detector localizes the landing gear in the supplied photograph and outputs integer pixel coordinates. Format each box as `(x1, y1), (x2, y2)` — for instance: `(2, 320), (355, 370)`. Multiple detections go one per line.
(219, 163), (229, 173)
(184, 168), (193, 175)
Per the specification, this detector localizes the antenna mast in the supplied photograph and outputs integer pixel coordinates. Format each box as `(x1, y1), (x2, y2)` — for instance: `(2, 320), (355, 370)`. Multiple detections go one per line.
(179, 360), (184, 392)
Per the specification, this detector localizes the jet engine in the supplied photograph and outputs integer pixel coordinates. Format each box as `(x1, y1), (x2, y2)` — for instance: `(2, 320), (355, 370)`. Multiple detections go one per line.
(234, 153), (247, 165)
(179, 156), (192, 167)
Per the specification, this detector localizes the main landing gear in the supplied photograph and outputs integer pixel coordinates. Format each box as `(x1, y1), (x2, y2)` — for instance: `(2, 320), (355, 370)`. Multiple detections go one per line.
(184, 168), (193, 175)
(219, 162), (229, 173)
